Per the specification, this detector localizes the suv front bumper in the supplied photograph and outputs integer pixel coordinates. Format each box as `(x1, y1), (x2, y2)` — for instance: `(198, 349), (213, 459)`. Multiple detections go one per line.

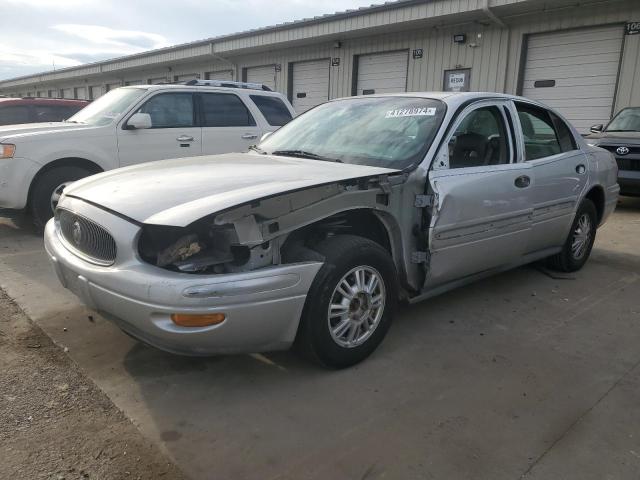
(0, 157), (40, 210)
(43, 201), (322, 356)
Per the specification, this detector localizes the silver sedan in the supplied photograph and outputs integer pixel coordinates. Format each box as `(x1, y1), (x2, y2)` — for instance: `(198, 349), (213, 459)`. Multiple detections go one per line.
(45, 92), (620, 368)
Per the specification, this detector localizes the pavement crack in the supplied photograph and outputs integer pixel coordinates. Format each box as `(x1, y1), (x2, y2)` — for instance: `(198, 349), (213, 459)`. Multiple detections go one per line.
(518, 355), (640, 478)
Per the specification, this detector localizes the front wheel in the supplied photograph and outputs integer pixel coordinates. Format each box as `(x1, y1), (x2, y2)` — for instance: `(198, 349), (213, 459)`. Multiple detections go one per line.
(295, 235), (398, 369)
(30, 166), (93, 228)
(548, 199), (598, 272)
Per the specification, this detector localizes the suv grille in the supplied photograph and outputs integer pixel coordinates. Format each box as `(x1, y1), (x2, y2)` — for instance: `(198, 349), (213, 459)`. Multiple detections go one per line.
(56, 209), (117, 265)
(615, 158), (640, 171)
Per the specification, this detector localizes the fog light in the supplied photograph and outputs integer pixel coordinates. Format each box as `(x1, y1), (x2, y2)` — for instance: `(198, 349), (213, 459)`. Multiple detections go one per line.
(171, 313), (226, 327)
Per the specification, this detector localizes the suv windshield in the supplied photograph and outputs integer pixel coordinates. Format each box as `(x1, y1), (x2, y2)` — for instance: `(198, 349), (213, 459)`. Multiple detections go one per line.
(67, 87), (146, 126)
(606, 107), (640, 132)
(259, 97), (446, 169)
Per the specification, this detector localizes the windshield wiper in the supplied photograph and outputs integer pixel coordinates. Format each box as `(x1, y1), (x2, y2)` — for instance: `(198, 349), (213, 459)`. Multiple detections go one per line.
(271, 150), (341, 162)
(606, 129), (639, 132)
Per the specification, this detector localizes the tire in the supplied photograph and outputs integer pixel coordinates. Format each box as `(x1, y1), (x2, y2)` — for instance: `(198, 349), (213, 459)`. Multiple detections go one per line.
(548, 199), (598, 272)
(30, 166), (93, 228)
(295, 235), (398, 369)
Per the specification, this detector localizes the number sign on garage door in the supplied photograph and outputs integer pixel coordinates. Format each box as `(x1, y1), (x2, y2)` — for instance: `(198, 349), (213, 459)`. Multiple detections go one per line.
(246, 65), (277, 91)
(356, 50), (408, 96)
(522, 25), (624, 133)
(292, 59), (330, 113)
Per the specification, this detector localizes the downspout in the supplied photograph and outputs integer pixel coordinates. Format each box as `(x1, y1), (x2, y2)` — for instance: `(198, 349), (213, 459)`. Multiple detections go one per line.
(209, 43), (238, 80)
(482, 0), (507, 28)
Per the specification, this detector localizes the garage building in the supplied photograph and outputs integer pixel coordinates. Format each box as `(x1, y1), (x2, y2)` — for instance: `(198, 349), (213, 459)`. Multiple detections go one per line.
(1, 0), (640, 133)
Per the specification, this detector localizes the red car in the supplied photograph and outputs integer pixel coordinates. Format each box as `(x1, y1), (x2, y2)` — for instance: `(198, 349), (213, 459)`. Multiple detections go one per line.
(0, 97), (89, 125)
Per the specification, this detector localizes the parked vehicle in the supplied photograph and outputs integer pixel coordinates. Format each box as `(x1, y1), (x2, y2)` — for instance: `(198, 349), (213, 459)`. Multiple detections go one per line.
(0, 81), (294, 226)
(44, 92), (619, 368)
(0, 97), (89, 126)
(587, 107), (640, 196)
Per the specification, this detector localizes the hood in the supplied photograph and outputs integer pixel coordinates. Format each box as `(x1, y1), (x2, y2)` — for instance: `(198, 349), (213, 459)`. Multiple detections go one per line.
(586, 131), (640, 145)
(65, 153), (399, 227)
(0, 122), (90, 141)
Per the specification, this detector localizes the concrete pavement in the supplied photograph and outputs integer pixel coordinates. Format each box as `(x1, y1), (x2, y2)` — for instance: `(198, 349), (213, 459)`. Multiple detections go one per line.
(1, 198), (640, 480)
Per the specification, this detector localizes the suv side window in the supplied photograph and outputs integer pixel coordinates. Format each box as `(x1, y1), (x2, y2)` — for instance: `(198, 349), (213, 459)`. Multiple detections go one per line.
(515, 103), (563, 160)
(448, 106), (510, 169)
(0, 105), (30, 125)
(136, 93), (194, 128)
(34, 105), (68, 122)
(200, 93), (256, 127)
(249, 95), (293, 126)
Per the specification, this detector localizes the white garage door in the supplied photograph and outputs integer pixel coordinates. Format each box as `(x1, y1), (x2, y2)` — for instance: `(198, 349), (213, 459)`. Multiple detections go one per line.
(246, 65), (277, 91)
(522, 25), (624, 133)
(206, 70), (234, 81)
(292, 59), (330, 113)
(356, 50), (408, 96)
(175, 73), (199, 82)
(74, 87), (87, 99)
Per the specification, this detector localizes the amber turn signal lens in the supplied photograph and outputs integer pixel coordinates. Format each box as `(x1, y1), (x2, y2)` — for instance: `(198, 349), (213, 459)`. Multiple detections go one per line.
(171, 313), (226, 327)
(0, 144), (16, 159)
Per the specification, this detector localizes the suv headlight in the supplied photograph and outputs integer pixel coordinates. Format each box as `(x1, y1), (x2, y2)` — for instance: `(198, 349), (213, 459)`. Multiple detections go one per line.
(0, 144), (16, 159)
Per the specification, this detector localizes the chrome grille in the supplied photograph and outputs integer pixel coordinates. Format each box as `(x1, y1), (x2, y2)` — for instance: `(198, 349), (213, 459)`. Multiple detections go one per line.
(56, 209), (117, 266)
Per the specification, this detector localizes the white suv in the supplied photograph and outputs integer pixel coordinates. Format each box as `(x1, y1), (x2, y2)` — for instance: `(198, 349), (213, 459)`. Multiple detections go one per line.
(0, 80), (295, 226)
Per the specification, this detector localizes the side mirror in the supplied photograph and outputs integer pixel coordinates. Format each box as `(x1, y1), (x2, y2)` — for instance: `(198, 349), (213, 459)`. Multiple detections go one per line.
(260, 132), (273, 142)
(126, 112), (152, 130)
(590, 124), (604, 134)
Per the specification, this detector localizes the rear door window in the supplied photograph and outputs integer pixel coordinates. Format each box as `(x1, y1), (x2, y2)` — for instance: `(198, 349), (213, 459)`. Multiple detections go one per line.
(249, 95), (293, 126)
(200, 93), (256, 127)
(0, 105), (31, 125)
(515, 103), (563, 160)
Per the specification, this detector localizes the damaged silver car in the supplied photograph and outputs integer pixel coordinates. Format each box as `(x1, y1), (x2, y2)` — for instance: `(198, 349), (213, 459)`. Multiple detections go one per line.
(44, 92), (619, 368)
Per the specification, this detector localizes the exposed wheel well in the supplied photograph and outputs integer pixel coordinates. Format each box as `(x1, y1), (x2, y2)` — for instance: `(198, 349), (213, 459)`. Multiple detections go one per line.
(28, 158), (103, 207)
(585, 186), (605, 225)
(281, 209), (393, 260)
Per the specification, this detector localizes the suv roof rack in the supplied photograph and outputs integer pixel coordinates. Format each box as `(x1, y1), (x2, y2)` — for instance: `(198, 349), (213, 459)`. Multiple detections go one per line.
(174, 79), (273, 91)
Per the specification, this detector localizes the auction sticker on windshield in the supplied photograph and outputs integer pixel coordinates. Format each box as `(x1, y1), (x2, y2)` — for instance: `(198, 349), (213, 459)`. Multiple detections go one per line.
(385, 107), (437, 118)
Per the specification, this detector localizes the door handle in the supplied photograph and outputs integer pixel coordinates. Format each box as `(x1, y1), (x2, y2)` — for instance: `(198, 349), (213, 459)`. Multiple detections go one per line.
(241, 133), (258, 140)
(576, 164), (586, 174)
(515, 175), (531, 188)
(176, 135), (194, 142)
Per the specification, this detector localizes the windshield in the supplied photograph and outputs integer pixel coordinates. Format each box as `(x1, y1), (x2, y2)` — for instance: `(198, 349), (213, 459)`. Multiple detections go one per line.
(606, 108), (640, 132)
(67, 87), (146, 126)
(259, 97), (447, 169)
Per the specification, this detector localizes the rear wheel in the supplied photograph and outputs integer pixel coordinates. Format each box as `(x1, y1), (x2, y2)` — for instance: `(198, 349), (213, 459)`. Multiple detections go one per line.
(295, 235), (397, 369)
(30, 166), (93, 228)
(548, 199), (597, 272)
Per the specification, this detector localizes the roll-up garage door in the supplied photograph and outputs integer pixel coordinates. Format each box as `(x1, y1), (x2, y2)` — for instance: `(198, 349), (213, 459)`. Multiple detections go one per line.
(356, 50), (408, 96)
(522, 25), (624, 133)
(205, 70), (234, 82)
(292, 59), (330, 113)
(175, 73), (199, 82)
(246, 65), (277, 91)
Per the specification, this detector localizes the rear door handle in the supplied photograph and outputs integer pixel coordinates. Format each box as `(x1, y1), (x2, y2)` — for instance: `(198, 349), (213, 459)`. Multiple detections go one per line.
(241, 133), (258, 140)
(515, 175), (531, 188)
(176, 135), (194, 142)
(576, 164), (586, 174)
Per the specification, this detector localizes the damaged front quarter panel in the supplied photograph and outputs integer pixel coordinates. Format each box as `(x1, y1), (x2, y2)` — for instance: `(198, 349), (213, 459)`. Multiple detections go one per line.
(138, 174), (409, 277)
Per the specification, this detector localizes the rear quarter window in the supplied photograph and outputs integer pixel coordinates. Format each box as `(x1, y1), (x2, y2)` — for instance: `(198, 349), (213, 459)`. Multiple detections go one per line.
(0, 105), (30, 125)
(249, 95), (293, 126)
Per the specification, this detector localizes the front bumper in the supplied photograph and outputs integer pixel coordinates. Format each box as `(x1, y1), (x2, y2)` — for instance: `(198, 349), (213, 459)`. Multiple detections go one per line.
(0, 157), (41, 210)
(44, 197), (322, 356)
(618, 170), (640, 196)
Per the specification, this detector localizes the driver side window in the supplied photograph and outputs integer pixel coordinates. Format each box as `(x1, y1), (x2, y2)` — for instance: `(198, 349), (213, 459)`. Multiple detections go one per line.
(448, 106), (510, 169)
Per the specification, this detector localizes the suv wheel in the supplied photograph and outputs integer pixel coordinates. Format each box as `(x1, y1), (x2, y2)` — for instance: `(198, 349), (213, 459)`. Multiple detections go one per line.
(30, 166), (93, 228)
(548, 199), (598, 272)
(295, 235), (397, 369)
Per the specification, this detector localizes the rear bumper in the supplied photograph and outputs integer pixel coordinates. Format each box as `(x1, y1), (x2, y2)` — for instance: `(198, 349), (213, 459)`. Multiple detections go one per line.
(618, 170), (640, 196)
(0, 157), (39, 210)
(43, 200), (323, 356)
